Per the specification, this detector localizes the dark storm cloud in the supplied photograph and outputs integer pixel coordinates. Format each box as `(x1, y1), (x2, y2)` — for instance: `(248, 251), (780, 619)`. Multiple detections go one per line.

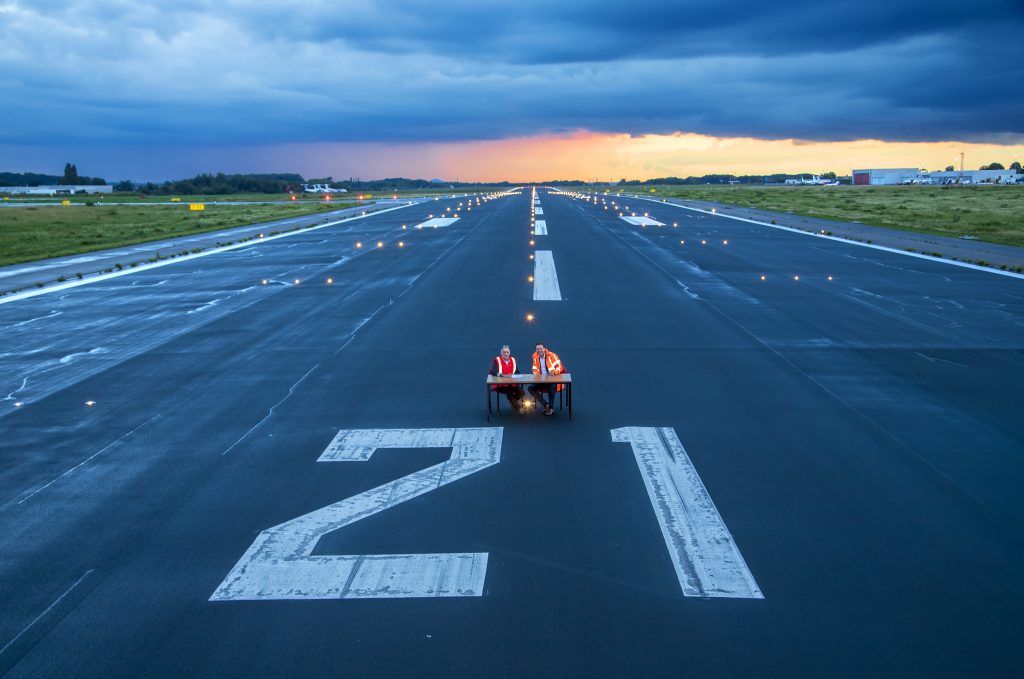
(0, 0), (1021, 146)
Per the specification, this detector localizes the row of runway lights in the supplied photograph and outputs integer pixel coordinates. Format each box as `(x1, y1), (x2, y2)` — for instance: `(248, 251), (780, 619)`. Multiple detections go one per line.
(12, 195), (516, 409)
(256, 195), (495, 287)
(556, 189), (838, 284)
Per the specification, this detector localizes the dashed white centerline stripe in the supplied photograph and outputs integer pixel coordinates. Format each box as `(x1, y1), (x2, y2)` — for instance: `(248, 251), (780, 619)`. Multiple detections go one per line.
(533, 251), (562, 301)
(533, 220), (548, 235)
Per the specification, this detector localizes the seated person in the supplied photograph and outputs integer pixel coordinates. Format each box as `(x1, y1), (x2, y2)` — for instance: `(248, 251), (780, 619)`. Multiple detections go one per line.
(490, 345), (525, 413)
(528, 342), (565, 416)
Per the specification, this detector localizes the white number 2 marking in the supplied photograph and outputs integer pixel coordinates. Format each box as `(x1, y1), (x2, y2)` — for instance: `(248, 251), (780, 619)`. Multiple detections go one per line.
(210, 428), (502, 601)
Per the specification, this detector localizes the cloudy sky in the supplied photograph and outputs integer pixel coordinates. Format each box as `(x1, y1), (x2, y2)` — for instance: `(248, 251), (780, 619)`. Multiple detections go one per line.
(1, 0), (1022, 181)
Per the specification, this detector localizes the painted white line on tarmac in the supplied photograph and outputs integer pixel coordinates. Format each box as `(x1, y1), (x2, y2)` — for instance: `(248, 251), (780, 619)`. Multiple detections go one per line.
(0, 202), (423, 306)
(415, 217), (460, 228)
(534, 206), (544, 215)
(632, 196), (1024, 281)
(533, 220), (548, 235)
(611, 426), (763, 599)
(533, 250), (562, 301)
(211, 427), (502, 600)
(0, 569), (94, 657)
(621, 216), (665, 226)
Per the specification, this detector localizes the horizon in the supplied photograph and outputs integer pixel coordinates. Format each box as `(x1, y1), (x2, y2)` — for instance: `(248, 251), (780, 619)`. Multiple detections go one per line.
(1, 2), (1022, 180)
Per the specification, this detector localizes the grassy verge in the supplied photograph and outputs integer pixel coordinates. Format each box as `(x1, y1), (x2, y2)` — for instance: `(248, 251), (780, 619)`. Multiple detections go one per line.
(0, 201), (356, 267)
(629, 185), (1024, 248)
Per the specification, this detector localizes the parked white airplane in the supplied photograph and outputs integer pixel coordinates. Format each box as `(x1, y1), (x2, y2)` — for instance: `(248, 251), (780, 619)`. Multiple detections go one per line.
(785, 175), (840, 186)
(302, 183), (348, 194)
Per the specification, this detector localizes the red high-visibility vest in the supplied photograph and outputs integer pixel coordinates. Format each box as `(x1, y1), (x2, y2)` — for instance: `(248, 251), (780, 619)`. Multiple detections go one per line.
(491, 355), (517, 390)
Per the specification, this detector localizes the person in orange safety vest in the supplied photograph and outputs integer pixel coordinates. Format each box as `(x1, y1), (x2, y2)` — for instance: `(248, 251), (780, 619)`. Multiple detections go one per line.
(529, 342), (565, 416)
(489, 344), (525, 413)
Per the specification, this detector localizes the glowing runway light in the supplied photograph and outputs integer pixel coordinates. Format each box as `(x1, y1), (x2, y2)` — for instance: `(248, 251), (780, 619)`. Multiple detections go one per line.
(356, 241), (363, 248)
(827, 275), (833, 281)
(294, 278), (301, 285)
(326, 277), (334, 284)
(261, 279), (268, 285)
(85, 400), (96, 407)
(701, 240), (706, 245)
(376, 241), (384, 248)
(529, 254), (534, 260)
(529, 239), (535, 246)
(399, 241), (405, 247)
(760, 275), (766, 281)
(525, 313), (535, 322)
(793, 275), (800, 281)
(723, 240), (728, 245)
(258, 233), (265, 238)
(13, 402), (23, 407)
(528, 275), (534, 282)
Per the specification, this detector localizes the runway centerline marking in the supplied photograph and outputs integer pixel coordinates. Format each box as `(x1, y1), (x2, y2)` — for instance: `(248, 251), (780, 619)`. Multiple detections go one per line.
(533, 220), (548, 235)
(210, 427), (502, 600)
(534, 206), (544, 215)
(611, 427), (763, 599)
(533, 250), (563, 301)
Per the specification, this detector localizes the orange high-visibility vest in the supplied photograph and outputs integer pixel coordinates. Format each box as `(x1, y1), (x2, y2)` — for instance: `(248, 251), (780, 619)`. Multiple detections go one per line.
(531, 350), (565, 392)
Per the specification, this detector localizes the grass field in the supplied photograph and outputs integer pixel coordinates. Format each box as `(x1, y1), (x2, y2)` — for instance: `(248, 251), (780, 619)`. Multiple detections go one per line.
(628, 185), (1024, 248)
(0, 201), (356, 266)
(0, 187), (492, 205)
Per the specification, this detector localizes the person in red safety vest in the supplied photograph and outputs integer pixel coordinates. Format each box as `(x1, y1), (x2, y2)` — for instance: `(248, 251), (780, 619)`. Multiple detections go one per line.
(489, 344), (525, 413)
(529, 342), (565, 416)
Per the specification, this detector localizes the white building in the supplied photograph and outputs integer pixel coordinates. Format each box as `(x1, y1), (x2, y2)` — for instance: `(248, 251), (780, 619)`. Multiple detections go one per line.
(0, 184), (114, 195)
(852, 168), (1020, 186)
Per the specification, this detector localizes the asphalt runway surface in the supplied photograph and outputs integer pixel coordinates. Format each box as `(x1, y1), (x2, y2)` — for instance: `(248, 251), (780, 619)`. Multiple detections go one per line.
(1, 188), (1022, 677)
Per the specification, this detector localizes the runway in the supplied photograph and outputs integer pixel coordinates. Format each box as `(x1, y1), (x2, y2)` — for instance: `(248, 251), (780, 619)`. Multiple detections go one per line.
(1, 188), (1022, 677)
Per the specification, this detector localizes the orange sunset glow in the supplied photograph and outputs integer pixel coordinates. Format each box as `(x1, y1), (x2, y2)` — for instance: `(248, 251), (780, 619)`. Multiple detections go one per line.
(275, 132), (1024, 182)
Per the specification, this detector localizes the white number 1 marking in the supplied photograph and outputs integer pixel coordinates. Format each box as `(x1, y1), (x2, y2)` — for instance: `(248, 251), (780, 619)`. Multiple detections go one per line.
(611, 427), (763, 599)
(210, 428), (502, 601)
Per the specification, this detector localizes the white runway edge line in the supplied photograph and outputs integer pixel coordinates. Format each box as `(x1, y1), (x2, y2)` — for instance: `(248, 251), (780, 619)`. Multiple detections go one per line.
(611, 427), (763, 599)
(533, 250), (562, 301)
(0, 202), (423, 306)
(533, 220), (548, 236)
(211, 428), (502, 600)
(632, 195), (1024, 281)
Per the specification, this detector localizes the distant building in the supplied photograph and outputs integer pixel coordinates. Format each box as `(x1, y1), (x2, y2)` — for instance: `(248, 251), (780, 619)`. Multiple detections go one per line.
(852, 168), (1020, 186)
(851, 168), (919, 185)
(0, 184), (113, 195)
